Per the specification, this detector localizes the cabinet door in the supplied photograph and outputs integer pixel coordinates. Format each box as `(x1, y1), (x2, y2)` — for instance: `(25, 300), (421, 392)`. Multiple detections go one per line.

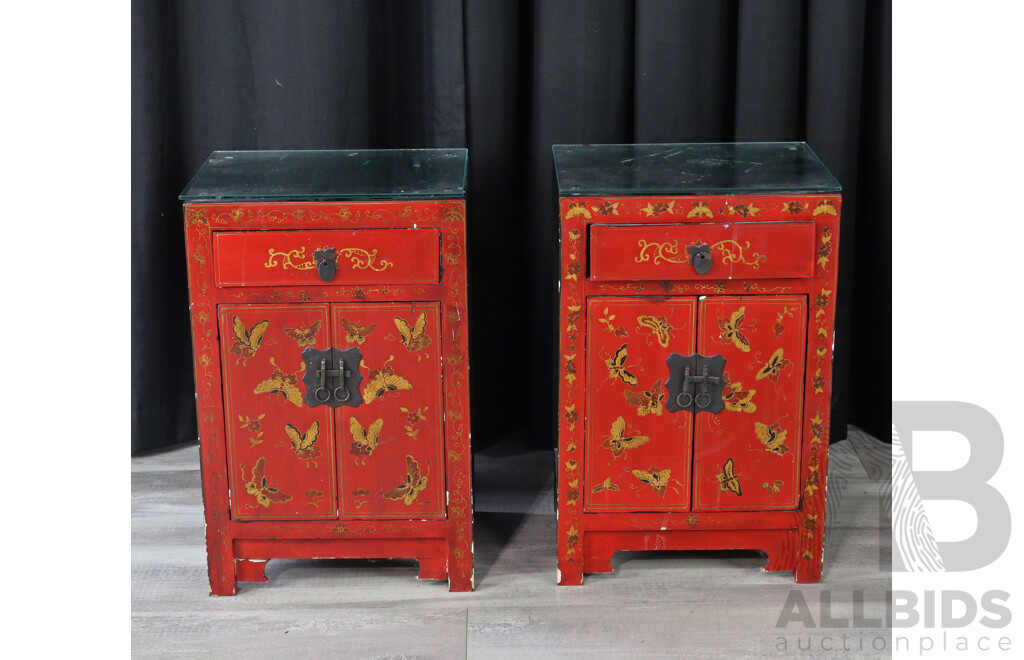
(219, 304), (337, 520)
(332, 303), (446, 519)
(692, 296), (807, 511)
(584, 297), (697, 512)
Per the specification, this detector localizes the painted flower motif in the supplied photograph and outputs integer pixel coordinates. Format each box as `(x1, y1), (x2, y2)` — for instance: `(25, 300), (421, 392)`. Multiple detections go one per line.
(568, 228), (583, 241)
(784, 201), (804, 214)
(565, 358), (577, 375)
(772, 322), (786, 337)
(803, 515), (818, 531)
(305, 489), (323, 498)
(818, 241), (833, 261)
(353, 288), (366, 301)
(815, 293), (830, 308)
(564, 407), (578, 425)
(651, 202), (671, 215)
(595, 201), (618, 215)
(812, 373), (826, 392)
(566, 524), (579, 547)
(566, 202), (592, 219)
(566, 489), (580, 505)
(686, 514), (699, 527)
(567, 262), (582, 278)
(567, 309), (581, 326)
(239, 415), (264, 433)
(732, 203), (752, 217)
(353, 488), (369, 497)
(712, 280), (728, 293)
(298, 290), (312, 302)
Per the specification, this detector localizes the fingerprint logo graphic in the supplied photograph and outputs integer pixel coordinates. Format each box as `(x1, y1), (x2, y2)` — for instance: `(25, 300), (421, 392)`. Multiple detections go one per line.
(891, 422), (944, 572)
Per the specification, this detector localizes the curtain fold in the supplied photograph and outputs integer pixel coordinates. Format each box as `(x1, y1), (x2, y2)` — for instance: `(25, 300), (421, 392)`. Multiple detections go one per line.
(132, 0), (891, 454)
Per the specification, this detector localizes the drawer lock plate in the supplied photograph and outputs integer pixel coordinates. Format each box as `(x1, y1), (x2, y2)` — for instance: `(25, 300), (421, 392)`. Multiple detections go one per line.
(301, 346), (364, 408)
(665, 352), (726, 414)
(313, 247), (337, 282)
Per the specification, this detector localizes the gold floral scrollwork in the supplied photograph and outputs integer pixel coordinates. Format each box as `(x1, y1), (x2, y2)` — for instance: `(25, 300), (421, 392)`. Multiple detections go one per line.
(264, 247), (315, 270)
(264, 246), (394, 272)
(635, 239), (767, 269)
(339, 247), (393, 272)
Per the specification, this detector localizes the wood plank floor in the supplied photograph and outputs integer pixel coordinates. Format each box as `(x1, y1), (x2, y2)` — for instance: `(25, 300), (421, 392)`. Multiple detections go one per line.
(132, 427), (891, 659)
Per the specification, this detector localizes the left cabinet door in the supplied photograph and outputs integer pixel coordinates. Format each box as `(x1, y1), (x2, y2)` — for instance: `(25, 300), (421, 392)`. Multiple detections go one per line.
(219, 304), (337, 521)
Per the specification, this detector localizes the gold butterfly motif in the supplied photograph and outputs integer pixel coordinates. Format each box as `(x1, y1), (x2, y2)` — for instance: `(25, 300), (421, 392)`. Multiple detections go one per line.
(755, 348), (792, 382)
(717, 307), (751, 352)
(285, 420), (321, 463)
(253, 359), (303, 407)
(244, 457), (292, 508)
(721, 375), (757, 413)
(716, 458), (742, 496)
(395, 312), (432, 352)
(362, 361), (413, 404)
(636, 315), (674, 347)
(591, 477), (620, 494)
(627, 466), (676, 497)
(623, 379), (665, 417)
(605, 343), (638, 386)
(349, 415), (384, 464)
(756, 421), (791, 456)
(383, 455), (429, 505)
(229, 317), (269, 361)
(341, 318), (376, 345)
(282, 319), (321, 347)
(602, 416), (650, 457)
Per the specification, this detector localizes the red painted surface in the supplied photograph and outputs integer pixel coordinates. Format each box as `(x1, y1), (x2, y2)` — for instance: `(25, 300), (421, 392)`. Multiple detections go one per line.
(557, 195), (840, 585)
(213, 228), (440, 287)
(184, 200), (473, 594)
(589, 221), (815, 281)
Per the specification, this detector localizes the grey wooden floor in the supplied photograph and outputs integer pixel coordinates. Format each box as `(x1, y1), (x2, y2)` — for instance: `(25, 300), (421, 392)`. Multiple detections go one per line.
(132, 428), (891, 659)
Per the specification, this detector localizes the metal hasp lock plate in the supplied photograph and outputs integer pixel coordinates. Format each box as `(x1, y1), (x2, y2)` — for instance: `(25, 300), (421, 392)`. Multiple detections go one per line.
(313, 247), (337, 282)
(301, 346), (364, 408)
(665, 352), (726, 414)
(687, 243), (712, 275)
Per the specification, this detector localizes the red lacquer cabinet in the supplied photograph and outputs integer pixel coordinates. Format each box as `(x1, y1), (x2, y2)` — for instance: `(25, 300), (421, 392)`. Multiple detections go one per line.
(553, 143), (841, 583)
(181, 150), (473, 593)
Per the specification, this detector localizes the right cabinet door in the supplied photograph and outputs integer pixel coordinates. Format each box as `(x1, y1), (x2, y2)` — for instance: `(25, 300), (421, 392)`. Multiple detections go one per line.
(692, 296), (807, 511)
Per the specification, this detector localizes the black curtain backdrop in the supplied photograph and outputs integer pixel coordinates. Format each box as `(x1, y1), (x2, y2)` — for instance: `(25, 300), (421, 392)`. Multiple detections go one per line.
(132, 0), (891, 455)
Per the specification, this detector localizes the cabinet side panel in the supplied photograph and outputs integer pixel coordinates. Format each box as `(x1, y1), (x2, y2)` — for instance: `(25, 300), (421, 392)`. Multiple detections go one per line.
(332, 302), (446, 520)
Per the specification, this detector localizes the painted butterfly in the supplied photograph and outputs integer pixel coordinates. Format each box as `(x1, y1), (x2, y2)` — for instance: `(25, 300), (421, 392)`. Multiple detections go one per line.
(341, 318), (376, 345)
(383, 455), (429, 505)
(623, 378), (665, 417)
(637, 315), (674, 347)
(591, 477), (620, 494)
(285, 420), (321, 461)
(628, 466), (674, 497)
(362, 363), (413, 404)
(717, 307), (750, 352)
(605, 343), (638, 386)
(253, 362), (303, 407)
(602, 416), (651, 457)
(230, 317), (269, 360)
(395, 312), (431, 352)
(755, 348), (792, 382)
(721, 375), (757, 414)
(244, 457), (292, 508)
(755, 421), (790, 456)
(716, 458), (742, 496)
(282, 319), (321, 347)
(349, 415), (384, 462)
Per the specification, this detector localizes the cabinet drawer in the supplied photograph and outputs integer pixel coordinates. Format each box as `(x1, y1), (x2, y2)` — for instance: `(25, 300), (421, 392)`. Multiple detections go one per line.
(213, 229), (440, 287)
(589, 222), (815, 281)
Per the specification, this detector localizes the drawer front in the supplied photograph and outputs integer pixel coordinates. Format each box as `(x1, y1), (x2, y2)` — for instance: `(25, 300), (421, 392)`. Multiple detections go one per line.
(589, 222), (815, 281)
(213, 229), (440, 287)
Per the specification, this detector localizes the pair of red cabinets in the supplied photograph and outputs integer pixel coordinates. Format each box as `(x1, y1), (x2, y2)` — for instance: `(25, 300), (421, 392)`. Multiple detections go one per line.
(181, 145), (840, 593)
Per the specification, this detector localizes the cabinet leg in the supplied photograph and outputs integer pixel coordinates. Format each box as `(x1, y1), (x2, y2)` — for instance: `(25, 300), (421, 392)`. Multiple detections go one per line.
(208, 549), (237, 596)
(417, 556), (448, 581)
(558, 556), (584, 586)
